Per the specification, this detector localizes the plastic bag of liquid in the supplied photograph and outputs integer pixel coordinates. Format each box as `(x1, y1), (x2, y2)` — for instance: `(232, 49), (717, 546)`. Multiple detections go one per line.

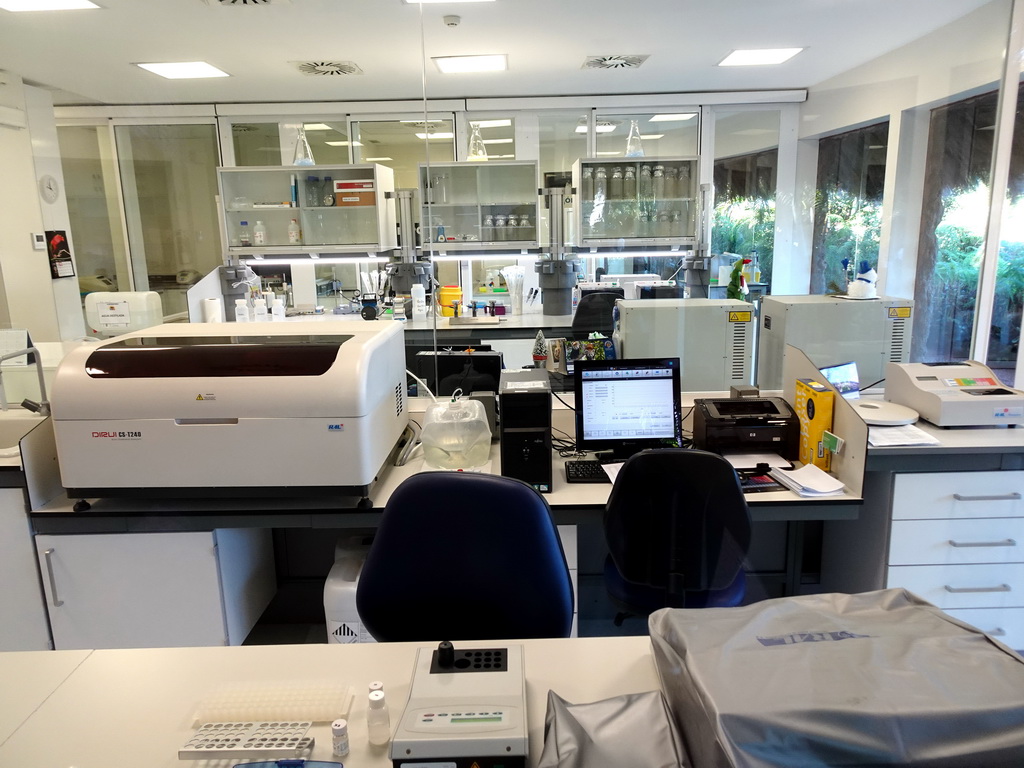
(420, 397), (492, 469)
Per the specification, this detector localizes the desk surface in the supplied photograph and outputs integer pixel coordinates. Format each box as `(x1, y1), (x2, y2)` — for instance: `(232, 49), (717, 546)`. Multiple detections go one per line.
(0, 649), (90, 744)
(0, 636), (657, 768)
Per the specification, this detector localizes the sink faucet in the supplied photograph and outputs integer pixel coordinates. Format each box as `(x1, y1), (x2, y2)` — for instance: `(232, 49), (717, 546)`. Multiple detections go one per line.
(0, 347), (50, 418)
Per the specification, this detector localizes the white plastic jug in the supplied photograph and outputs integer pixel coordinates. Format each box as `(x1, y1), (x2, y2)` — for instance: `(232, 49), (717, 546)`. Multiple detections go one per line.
(420, 398), (492, 469)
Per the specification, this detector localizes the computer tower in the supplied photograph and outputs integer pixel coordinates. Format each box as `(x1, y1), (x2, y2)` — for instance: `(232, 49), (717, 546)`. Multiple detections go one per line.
(611, 298), (755, 391)
(757, 295), (913, 390)
(498, 369), (552, 493)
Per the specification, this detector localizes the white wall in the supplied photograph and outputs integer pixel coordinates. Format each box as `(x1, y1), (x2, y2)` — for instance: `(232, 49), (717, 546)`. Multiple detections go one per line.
(0, 72), (85, 342)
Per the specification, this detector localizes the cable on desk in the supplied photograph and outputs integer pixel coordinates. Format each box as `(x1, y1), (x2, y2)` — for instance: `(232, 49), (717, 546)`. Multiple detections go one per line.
(552, 390), (575, 411)
(860, 378), (885, 392)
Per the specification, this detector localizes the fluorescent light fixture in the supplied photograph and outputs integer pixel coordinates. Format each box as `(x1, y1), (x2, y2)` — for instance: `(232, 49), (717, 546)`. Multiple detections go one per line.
(718, 48), (802, 66)
(364, 157), (393, 162)
(595, 151), (622, 156)
(482, 138), (513, 145)
(433, 54), (507, 74)
(575, 124), (617, 134)
(639, 133), (663, 140)
(324, 140), (364, 147)
(400, 119), (445, 123)
(0, 0), (98, 9)
(241, 256), (388, 266)
(136, 61), (229, 79)
(302, 123), (333, 131)
(649, 113), (696, 122)
(471, 119), (511, 128)
(404, 0), (494, 4)
(415, 131), (455, 140)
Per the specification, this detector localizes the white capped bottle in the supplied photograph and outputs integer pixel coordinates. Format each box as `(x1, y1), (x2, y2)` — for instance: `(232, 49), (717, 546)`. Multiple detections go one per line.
(288, 218), (302, 244)
(253, 220), (267, 246)
(331, 718), (350, 757)
(410, 284), (428, 321)
(271, 298), (286, 321)
(367, 689), (391, 746)
(234, 299), (250, 323)
(253, 300), (268, 322)
(238, 220), (252, 247)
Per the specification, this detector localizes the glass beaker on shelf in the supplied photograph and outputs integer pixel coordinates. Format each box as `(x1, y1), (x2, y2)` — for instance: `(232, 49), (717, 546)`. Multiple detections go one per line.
(625, 119), (644, 157)
(467, 123), (488, 161)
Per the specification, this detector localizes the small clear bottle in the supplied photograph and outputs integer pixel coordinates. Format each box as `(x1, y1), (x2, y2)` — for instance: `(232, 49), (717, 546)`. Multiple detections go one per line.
(305, 177), (320, 207)
(623, 167), (637, 200)
(253, 220), (267, 246)
(594, 166), (608, 202)
(234, 298), (250, 323)
(367, 690), (391, 746)
(609, 167), (623, 200)
(321, 177), (335, 207)
(331, 718), (350, 757)
(581, 166), (594, 203)
(652, 165), (666, 200)
(482, 214), (494, 241)
(238, 220), (252, 247)
(288, 218), (302, 244)
(271, 298), (286, 321)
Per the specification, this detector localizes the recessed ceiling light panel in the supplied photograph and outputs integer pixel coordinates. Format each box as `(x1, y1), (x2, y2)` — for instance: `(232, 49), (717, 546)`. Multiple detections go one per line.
(718, 48), (803, 66)
(136, 61), (230, 79)
(433, 54), (507, 74)
(0, 0), (98, 10)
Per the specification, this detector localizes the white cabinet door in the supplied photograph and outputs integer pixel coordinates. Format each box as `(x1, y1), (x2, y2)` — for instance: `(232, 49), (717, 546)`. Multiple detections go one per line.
(0, 488), (51, 650)
(36, 531), (229, 650)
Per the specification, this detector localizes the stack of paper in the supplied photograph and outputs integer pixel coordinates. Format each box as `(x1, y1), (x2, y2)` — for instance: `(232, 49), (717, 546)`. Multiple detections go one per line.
(768, 464), (846, 497)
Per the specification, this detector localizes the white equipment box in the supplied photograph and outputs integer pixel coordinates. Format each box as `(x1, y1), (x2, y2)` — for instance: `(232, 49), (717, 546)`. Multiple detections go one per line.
(886, 360), (1024, 427)
(758, 294), (913, 390)
(392, 642), (527, 768)
(51, 321), (407, 500)
(612, 298), (755, 391)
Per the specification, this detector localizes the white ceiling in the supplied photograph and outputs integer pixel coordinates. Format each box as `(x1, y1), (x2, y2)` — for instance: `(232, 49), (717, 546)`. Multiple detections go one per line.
(0, 0), (996, 107)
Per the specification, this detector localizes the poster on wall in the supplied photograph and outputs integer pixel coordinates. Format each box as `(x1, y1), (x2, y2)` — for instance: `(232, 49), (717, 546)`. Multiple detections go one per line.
(45, 230), (75, 279)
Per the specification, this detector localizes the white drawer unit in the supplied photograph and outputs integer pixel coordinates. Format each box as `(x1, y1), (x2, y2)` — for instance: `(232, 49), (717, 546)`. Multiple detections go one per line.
(887, 471), (1024, 651)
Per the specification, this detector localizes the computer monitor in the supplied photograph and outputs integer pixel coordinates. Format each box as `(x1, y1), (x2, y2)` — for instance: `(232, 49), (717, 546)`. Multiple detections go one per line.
(573, 357), (683, 461)
(819, 360), (860, 400)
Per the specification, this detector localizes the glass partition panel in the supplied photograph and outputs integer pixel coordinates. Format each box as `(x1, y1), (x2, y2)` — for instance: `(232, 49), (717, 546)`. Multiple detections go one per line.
(711, 109), (780, 296)
(113, 124), (221, 317)
(352, 118), (455, 189)
(232, 123), (282, 167)
(56, 125), (130, 300)
(595, 111), (699, 159)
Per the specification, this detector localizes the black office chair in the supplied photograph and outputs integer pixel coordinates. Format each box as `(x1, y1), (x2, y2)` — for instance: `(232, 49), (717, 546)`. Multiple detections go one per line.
(571, 291), (620, 340)
(356, 472), (575, 641)
(603, 449), (752, 623)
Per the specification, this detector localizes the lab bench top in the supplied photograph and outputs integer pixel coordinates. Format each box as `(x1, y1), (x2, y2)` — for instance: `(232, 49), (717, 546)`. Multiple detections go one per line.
(0, 636), (658, 768)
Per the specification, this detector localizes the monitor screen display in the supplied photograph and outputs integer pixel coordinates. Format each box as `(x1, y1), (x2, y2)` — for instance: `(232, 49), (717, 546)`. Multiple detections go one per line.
(573, 357), (683, 460)
(819, 360), (860, 399)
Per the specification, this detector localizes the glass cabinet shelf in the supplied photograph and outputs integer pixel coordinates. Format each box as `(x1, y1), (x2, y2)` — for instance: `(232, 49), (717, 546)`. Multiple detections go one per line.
(218, 164), (397, 256)
(573, 157), (698, 246)
(419, 161), (540, 250)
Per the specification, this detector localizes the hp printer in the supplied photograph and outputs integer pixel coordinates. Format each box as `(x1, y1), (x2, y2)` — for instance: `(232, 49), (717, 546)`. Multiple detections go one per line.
(51, 321), (408, 500)
(692, 397), (799, 460)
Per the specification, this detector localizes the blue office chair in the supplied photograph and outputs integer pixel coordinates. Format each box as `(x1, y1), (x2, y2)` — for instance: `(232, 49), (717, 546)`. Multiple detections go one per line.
(603, 449), (752, 623)
(356, 472), (575, 641)
(571, 291), (620, 340)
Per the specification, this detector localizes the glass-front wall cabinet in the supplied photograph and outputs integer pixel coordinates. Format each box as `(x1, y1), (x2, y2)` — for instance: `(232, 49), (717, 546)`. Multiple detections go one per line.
(217, 164), (397, 256)
(420, 161), (540, 249)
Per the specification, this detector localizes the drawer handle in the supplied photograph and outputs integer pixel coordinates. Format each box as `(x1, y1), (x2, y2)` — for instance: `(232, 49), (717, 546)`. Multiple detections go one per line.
(952, 492), (1021, 502)
(944, 583), (1011, 594)
(948, 538), (1017, 548)
(43, 548), (64, 608)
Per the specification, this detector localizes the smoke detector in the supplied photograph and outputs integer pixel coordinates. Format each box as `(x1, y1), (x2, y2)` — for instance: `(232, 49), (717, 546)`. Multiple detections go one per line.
(293, 61), (364, 76)
(582, 55), (649, 70)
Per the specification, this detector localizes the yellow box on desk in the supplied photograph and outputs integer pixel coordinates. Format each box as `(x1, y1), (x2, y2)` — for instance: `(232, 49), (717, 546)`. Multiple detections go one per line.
(794, 378), (834, 471)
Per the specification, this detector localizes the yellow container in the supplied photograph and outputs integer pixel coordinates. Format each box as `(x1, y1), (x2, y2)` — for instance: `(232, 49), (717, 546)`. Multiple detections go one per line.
(438, 285), (462, 317)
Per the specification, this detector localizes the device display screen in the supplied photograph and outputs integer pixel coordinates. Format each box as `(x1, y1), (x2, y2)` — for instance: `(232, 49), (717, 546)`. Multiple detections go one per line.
(451, 716), (503, 723)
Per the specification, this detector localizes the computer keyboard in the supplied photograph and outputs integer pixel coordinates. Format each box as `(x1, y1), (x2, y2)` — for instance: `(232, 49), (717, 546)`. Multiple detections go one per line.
(564, 459), (611, 484)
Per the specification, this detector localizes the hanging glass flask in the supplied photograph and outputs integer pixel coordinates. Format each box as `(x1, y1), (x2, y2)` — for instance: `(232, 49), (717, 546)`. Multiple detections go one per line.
(625, 119), (644, 157)
(293, 126), (315, 166)
(467, 123), (488, 161)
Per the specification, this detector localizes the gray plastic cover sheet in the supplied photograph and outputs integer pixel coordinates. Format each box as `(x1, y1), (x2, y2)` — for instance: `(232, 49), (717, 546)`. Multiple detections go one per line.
(538, 688), (689, 768)
(649, 588), (1024, 768)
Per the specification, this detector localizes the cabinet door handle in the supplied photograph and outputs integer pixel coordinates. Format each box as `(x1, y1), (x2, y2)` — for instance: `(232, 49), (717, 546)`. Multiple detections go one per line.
(952, 492), (1021, 501)
(42, 548), (64, 608)
(944, 583), (1011, 594)
(948, 538), (1017, 548)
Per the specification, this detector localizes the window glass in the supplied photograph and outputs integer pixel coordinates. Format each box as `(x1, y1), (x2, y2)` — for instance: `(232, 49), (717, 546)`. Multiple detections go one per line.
(994, 89), (1024, 386)
(470, 117), (516, 160)
(711, 109), (780, 295)
(300, 121), (353, 166)
(113, 124), (221, 317)
(351, 118), (455, 188)
(810, 122), (889, 294)
(914, 93), (999, 364)
(231, 123), (282, 167)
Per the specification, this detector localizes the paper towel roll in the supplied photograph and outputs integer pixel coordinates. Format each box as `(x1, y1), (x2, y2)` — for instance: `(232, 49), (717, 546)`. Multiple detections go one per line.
(201, 297), (223, 323)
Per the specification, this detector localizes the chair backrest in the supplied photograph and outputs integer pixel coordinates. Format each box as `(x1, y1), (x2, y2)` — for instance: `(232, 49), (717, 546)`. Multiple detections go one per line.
(356, 472), (575, 641)
(571, 291), (620, 339)
(604, 449), (752, 605)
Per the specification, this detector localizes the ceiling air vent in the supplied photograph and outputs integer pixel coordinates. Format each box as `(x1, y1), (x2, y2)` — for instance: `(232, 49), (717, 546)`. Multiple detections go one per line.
(582, 55), (649, 70)
(293, 61), (364, 76)
(202, 0), (286, 6)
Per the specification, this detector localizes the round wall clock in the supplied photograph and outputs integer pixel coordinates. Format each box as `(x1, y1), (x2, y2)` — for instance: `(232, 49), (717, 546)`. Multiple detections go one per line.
(39, 174), (60, 204)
